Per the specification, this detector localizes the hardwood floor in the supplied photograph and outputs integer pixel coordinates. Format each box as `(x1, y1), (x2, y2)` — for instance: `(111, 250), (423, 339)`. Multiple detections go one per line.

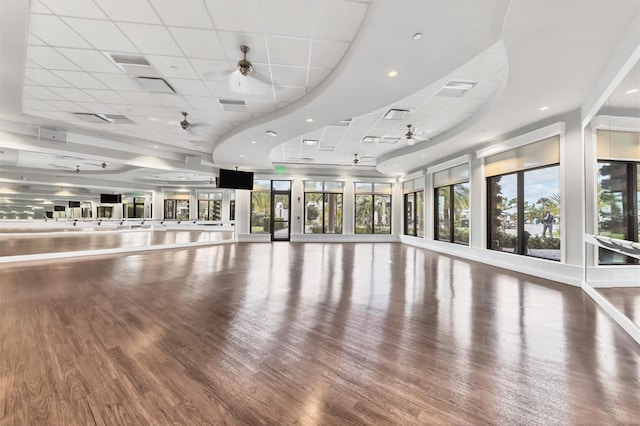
(0, 230), (233, 257)
(0, 242), (638, 425)
(598, 287), (640, 329)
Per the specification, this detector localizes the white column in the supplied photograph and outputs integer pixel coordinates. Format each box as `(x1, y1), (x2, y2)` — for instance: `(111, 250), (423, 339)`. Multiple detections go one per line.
(561, 111), (585, 266)
(152, 190), (163, 220)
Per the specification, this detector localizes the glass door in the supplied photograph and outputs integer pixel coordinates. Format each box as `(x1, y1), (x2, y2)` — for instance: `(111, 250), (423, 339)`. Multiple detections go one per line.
(271, 180), (291, 241)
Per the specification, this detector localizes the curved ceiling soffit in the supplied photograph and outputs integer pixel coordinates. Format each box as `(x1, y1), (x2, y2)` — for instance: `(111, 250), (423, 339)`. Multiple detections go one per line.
(376, 43), (510, 175)
(211, 0), (511, 171)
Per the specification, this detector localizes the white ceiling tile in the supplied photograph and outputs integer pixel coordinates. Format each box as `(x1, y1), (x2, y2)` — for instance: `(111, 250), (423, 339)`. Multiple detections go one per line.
(217, 31), (267, 64)
(84, 89), (128, 104)
(94, 0), (162, 24)
(63, 18), (138, 52)
(270, 65), (307, 87)
(266, 36), (310, 67)
(49, 87), (98, 102)
(30, 0), (52, 14)
(26, 46), (80, 70)
(76, 102), (119, 114)
(23, 85), (67, 100)
(45, 100), (86, 112)
(466, 80), (500, 100)
(24, 68), (73, 87)
(146, 55), (199, 79)
(204, 81), (243, 99)
(263, 0), (313, 38)
(190, 59), (236, 81)
(110, 104), (175, 118)
(51, 71), (108, 89)
(309, 39), (348, 68)
(205, 0), (261, 33)
(29, 15), (90, 49)
(170, 79), (211, 96)
(117, 22), (183, 56)
(169, 28), (225, 60)
(311, 0), (367, 42)
(153, 94), (192, 108)
(55, 48), (121, 73)
(149, 0), (213, 28)
(40, 0), (107, 18)
(307, 68), (330, 87)
(92, 73), (143, 91)
(27, 33), (47, 46)
(185, 96), (220, 108)
(22, 99), (54, 111)
(274, 86), (306, 103)
(119, 91), (159, 105)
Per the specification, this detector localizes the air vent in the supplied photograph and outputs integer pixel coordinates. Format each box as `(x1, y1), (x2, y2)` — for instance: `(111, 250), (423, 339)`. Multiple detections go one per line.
(135, 77), (176, 93)
(361, 136), (380, 143)
(380, 137), (401, 144)
(38, 127), (67, 143)
(436, 80), (476, 98)
(317, 146), (336, 152)
(73, 113), (134, 124)
(109, 54), (150, 66)
(302, 139), (318, 146)
(106, 53), (160, 77)
(217, 98), (247, 111)
(335, 118), (352, 126)
(300, 157), (314, 162)
(382, 109), (409, 120)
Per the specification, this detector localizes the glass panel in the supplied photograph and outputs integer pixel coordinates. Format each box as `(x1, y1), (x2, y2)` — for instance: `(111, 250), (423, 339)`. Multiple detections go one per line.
(416, 191), (424, 237)
(453, 183), (470, 245)
(524, 166), (560, 261)
(355, 183), (372, 194)
(436, 186), (451, 242)
(324, 193), (342, 233)
(272, 180), (291, 191)
(253, 179), (271, 191)
(229, 200), (236, 221)
(324, 181), (344, 193)
(597, 162), (629, 264)
(304, 181), (323, 192)
(198, 200), (208, 220)
(355, 194), (373, 234)
(404, 193), (415, 235)
(374, 183), (392, 194)
(176, 200), (189, 220)
(164, 199), (175, 220)
(488, 174), (517, 253)
(304, 193), (323, 233)
(211, 200), (222, 220)
(273, 193), (290, 239)
(251, 191), (270, 233)
(374, 194), (391, 234)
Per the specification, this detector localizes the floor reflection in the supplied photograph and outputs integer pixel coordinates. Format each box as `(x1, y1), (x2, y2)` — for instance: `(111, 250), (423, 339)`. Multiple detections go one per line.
(0, 242), (638, 424)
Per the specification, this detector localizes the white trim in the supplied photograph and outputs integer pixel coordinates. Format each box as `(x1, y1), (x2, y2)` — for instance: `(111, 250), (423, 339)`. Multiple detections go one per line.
(426, 154), (471, 174)
(291, 233), (399, 243)
(399, 170), (425, 183)
(581, 283), (640, 345)
(475, 122), (566, 159)
(590, 115), (640, 132)
(238, 233), (271, 242)
(559, 130), (567, 264)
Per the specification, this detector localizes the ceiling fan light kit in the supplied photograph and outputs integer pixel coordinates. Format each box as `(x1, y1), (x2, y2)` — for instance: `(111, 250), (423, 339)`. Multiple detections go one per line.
(237, 45), (253, 76)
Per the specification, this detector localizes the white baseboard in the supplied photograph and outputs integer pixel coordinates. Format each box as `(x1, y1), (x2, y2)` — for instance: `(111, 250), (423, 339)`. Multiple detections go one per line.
(291, 234), (400, 243)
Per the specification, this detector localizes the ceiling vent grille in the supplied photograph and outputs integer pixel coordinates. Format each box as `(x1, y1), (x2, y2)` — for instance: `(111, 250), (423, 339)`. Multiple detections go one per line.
(380, 137), (401, 144)
(217, 98), (247, 111)
(382, 109), (409, 120)
(106, 53), (160, 77)
(436, 80), (476, 98)
(73, 113), (134, 124)
(135, 76), (176, 93)
(317, 146), (336, 152)
(361, 136), (380, 143)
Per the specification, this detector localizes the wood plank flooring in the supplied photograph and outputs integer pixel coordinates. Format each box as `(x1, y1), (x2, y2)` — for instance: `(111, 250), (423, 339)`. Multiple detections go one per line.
(0, 230), (233, 257)
(0, 242), (639, 425)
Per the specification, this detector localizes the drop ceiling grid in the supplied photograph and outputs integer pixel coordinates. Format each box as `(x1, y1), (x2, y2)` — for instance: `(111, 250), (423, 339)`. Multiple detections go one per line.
(23, 0), (366, 153)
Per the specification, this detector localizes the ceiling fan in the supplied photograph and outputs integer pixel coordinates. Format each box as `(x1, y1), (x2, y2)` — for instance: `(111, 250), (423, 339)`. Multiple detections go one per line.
(228, 45), (272, 93)
(404, 124), (429, 146)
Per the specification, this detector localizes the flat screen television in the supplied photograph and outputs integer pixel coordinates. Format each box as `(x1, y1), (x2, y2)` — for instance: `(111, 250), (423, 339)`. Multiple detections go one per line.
(68, 201), (81, 208)
(45, 211), (53, 219)
(54, 205), (66, 211)
(100, 194), (122, 203)
(218, 169), (254, 190)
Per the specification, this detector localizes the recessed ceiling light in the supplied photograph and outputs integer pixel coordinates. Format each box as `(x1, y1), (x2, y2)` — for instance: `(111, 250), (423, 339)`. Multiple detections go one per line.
(266, 130), (278, 136)
(302, 139), (318, 146)
(240, 155), (244, 158)
(153, 145), (158, 148)
(306, 118), (313, 123)
(626, 88), (638, 94)
(539, 106), (549, 111)
(251, 140), (256, 144)
(387, 70), (398, 78)
(413, 33), (423, 40)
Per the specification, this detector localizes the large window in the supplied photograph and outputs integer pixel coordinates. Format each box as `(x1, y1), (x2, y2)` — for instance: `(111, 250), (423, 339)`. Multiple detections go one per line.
(486, 136), (561, 261)
(198, 192), (222, 220)
(125, 197), (146, 218)
(251, 180), (271, 234)
(304, 181), (343, 234)
(354, 183), (392, 234)
(164, 198), (189, 221)
(596, 130), (640, 264)
(403, 177), (424, 237)
(434, 164), (470, 245)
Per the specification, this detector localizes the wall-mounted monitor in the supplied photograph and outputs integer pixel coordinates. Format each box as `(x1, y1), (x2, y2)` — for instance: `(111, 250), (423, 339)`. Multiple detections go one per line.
(100, 194), (122, 203)
(45, 211), (53, 219)
(68, 201), (81, 208)
(218, 169), (254, 190)
(54, 205), (66, 211)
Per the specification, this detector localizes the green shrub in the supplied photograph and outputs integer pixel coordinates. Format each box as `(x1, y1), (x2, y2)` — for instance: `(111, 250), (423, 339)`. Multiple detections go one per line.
(527, 235), (560, 249)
